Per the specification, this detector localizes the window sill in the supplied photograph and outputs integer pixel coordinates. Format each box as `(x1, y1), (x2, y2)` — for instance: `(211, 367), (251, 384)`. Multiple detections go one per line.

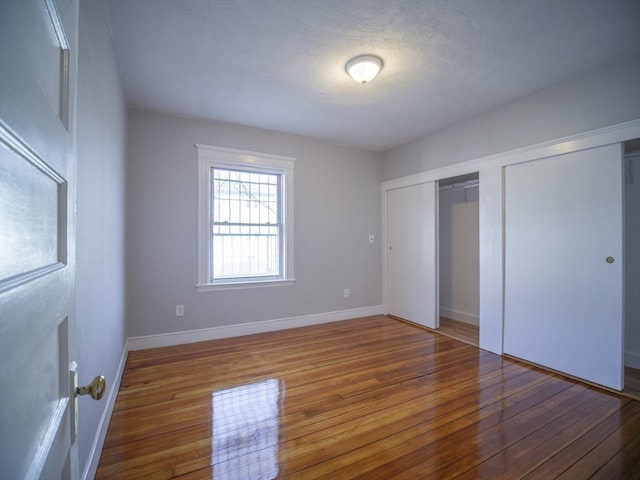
(196, 278), (296, 292)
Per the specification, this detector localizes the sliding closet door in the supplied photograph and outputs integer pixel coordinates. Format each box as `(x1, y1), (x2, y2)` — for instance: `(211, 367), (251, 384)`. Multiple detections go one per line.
(386, 182), (438, 328)
(504, 144), (623, 390)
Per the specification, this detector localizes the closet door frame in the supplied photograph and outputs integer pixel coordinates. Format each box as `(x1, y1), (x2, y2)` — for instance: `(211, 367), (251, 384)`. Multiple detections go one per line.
(382, 119), (640, 369)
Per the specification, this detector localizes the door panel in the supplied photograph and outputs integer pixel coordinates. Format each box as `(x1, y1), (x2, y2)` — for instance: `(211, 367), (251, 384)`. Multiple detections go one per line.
(386, 182), (438, 328)
(504, 144), (623, 390)
(0, 0), (78, 478)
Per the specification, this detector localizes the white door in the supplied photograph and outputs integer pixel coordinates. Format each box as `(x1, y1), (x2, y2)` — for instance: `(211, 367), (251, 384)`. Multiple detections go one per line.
(0, 0), (79, 478)
(386, 182), (438, 328)
(504, 144), (624, 390)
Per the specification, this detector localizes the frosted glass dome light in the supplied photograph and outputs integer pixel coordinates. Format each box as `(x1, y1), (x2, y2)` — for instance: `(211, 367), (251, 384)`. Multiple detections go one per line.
(345, 55), (383, 84)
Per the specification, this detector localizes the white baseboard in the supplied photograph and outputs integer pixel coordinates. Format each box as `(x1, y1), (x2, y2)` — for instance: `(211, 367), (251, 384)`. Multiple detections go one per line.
(82, 345), (129, 480)
(127, 305), (384, 351)
(626, 351), (640, 369)
(440, 307), (479, 326)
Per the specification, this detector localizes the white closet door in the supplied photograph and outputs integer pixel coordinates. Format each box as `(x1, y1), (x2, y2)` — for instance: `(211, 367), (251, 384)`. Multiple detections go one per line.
(386, 182), (438, 328)
(504, 144), (623, 390)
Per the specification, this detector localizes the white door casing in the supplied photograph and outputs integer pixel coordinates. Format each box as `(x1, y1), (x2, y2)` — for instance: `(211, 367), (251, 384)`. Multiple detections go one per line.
(504, 143), (624, 390)
(0, 0), (79, 478)
(386, 182), (438, 329)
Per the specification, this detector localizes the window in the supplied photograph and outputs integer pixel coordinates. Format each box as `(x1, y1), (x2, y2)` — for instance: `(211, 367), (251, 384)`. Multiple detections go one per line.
(196, 144), (295, 290)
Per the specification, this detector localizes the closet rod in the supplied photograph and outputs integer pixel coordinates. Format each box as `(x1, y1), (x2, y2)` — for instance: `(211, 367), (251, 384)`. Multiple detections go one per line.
(438, 179), (479, 191)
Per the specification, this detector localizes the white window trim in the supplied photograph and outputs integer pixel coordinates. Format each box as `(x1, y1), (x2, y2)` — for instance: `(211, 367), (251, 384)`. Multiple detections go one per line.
(196, 144), (295, 291)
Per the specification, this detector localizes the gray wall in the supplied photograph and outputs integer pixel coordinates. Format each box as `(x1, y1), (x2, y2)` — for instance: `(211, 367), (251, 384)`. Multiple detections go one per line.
(76, 0), (127, 475)
(126, 109), (382, 337)
(382, 56), (640, 180)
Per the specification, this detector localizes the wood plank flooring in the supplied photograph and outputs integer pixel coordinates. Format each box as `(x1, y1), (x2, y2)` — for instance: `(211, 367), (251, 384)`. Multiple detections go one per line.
(97, 316), (640, 479)
(625, 366), (640, 401)
(435, 317), (640, 402)
(438, 317), (479, 346)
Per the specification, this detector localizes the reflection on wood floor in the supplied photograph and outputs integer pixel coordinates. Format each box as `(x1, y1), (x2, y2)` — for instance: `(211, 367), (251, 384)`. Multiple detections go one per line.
(437, 317), (640, 403)
(438, 316), (479, 346)
(97, 315), (640, 479)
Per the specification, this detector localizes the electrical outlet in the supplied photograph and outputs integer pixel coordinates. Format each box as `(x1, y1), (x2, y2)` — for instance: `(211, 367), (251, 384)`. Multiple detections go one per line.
(176, 304), (184, 316)
(344, 288), (350, 298)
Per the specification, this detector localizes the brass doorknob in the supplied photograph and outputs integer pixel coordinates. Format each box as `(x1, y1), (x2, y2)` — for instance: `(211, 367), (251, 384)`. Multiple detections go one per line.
(76, 375), (106, 400)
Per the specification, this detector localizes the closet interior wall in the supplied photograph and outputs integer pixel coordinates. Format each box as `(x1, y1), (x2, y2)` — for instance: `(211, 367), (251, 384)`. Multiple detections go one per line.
(625, 140), (640, 370)
(438, 175), (480, 329)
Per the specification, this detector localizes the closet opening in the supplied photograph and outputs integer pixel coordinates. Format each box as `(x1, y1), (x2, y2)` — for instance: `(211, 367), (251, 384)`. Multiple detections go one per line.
(624, 138), (640, 400)
(437, 172), (479, 346)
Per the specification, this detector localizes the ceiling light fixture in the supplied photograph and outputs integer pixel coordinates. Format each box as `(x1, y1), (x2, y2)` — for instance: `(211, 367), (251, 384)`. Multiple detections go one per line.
(345, 55), (383, 84)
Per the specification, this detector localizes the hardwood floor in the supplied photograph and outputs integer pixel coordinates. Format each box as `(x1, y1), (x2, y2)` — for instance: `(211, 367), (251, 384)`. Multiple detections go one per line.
(626, 366), (640, 401)
(438, 317), (479, 346)
(97, 316), (640, 479)
(435, 318), (640, 403)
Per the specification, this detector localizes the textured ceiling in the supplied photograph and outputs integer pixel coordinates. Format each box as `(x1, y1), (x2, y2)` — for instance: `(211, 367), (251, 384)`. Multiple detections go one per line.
(105, 0), (640, 152)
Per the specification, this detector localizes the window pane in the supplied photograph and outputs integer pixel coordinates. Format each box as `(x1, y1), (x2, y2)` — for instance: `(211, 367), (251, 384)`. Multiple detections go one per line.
(212, 234), (280, 278)
(211, 167), (282, 280)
